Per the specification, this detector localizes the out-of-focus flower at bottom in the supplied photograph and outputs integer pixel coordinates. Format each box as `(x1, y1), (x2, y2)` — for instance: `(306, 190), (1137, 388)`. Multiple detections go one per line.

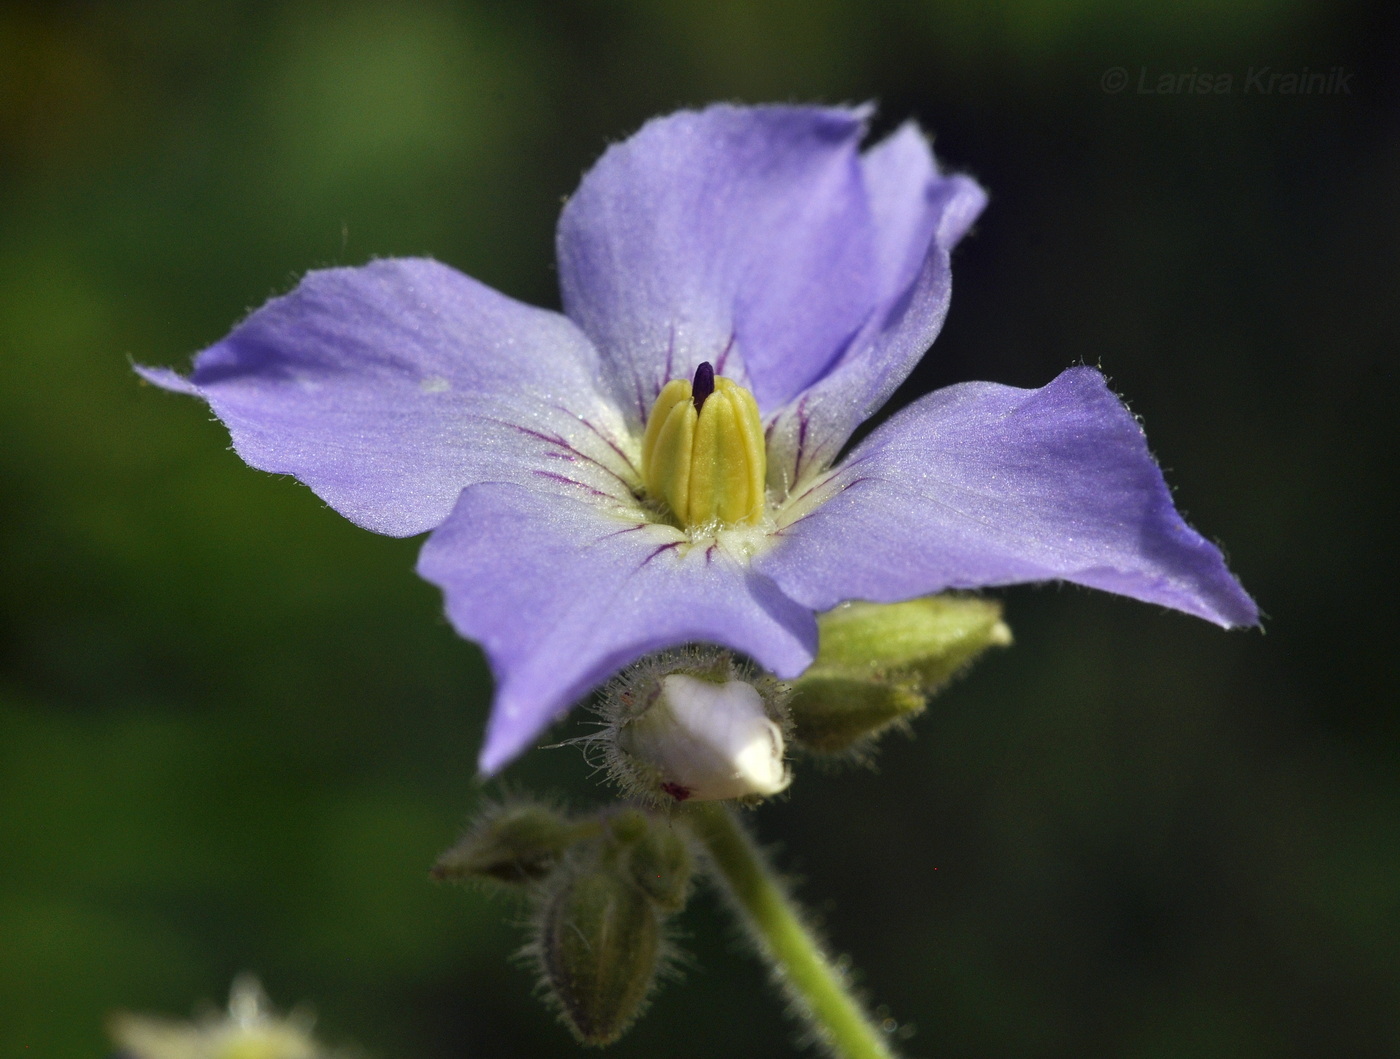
(108, 976), (346, 1059)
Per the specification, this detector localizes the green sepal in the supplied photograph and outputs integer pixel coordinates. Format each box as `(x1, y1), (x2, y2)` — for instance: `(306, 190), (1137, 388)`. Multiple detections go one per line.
(788, 595), (1011, 754)
(617, 814), (693, 913)
(432, 802), (586, 886)
(537, 857), (663, 1047)
(786, 677), (927, 755)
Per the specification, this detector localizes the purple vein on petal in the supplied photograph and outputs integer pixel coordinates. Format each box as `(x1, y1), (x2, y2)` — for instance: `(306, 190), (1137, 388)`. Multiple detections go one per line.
(595, 523), (652, 543)
(549, 406), (641, 477)
(640, 541), (683, 567)
(532, 470), (621, 501)
(780, 473), (829, 511)
(714, 331), (736, 376)
(491, 417), (636, 492)
(632, 360), (650, 423)
(775, 473), (877, 535)
(791, 395), (813, 482)
(662, 324), (676, 390)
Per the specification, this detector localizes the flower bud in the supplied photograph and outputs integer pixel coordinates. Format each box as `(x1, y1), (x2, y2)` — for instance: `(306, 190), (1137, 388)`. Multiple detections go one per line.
(535, 857), (663, 1047)
(619, 673), (790, 802)
(788, 678), (928, 756)
(615, 812), (693, 912)
(788, 595), (1011, 755)
(431, 801), (582, 885)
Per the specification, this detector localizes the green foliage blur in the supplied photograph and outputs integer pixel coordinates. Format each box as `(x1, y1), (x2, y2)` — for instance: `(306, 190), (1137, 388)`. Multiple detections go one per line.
(2, 0), (1395, 1056)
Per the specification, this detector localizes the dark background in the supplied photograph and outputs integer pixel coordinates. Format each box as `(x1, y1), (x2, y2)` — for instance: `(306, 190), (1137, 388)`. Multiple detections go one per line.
(2, 1), (1395, 1056)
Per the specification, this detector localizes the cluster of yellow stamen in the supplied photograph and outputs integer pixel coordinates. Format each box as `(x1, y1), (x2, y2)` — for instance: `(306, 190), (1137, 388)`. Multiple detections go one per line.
(640, 362), (766, 530)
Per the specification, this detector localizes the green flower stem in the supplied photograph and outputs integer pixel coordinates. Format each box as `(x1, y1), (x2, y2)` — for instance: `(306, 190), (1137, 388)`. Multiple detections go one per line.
(683, 802), (898, 1059)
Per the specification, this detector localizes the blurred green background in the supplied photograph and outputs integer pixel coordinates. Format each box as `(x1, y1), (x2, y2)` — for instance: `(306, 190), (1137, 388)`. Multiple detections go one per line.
(2, 0), (1395, 1056)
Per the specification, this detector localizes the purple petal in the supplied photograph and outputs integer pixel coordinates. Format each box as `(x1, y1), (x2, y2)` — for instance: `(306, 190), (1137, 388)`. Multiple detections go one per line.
(864, 122), (974, 303)
(757, 368), (1258, 628)
(557, 104), (878, 421)
(134, 364), (200, 395)
(417, 482), (818, 772)
(766, 124), (987, 491)
(138, 258), (634, 537)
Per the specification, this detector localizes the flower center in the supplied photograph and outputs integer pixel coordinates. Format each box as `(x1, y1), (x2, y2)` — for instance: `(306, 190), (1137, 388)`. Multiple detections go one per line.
(640, 362), (766, 529)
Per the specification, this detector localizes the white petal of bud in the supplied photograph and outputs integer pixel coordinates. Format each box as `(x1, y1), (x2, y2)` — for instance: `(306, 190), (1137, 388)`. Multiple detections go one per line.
(619, 674), (790, 802)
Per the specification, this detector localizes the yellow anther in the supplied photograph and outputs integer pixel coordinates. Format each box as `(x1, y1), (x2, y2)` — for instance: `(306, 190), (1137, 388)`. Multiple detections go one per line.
(641, 363), (767, 529)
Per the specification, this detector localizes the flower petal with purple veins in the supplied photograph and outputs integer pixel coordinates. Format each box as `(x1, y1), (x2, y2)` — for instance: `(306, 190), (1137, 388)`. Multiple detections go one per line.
(765, 127), (987, 492)
(417, 482), (817, 772)
(139, 258), (630, 537)
(557, 104), (878, 420)
(759, 367), (1257, 628)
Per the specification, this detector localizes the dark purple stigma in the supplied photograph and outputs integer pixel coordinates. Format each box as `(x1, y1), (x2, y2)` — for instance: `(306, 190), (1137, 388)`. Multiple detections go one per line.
(692, 361), (716, 413)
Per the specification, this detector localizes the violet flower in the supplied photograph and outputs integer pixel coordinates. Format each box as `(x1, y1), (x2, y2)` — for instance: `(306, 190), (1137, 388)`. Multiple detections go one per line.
(140, 104), (1256, 773)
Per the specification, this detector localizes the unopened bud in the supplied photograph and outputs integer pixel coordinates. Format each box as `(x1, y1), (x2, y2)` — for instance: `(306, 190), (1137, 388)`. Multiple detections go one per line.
(618, 673), (789, 802)
(789, 595), (1011, 755)
(788, 678), (927, 755)
(535, 858), (662, 1047)
(616, 813), (693, 912)
(432, 802), (582, 885)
